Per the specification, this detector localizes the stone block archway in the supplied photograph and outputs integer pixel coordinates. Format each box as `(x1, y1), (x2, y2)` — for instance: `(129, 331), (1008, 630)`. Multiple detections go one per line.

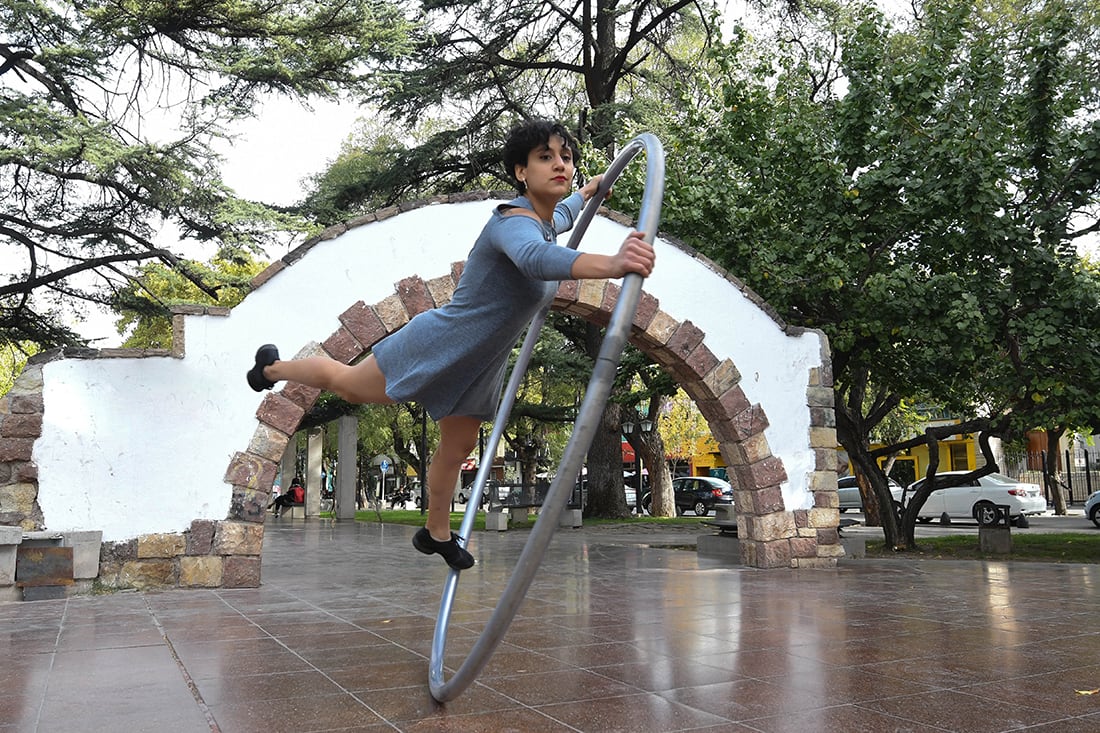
(1, 191), (839, 591)
(224, 194), (841, 573)
(229, 271), (840, 572)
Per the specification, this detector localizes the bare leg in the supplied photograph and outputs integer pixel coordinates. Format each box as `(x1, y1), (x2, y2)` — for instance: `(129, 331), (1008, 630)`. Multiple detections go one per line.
(265, 354), (394, 405)
(426, 415), (481, 541)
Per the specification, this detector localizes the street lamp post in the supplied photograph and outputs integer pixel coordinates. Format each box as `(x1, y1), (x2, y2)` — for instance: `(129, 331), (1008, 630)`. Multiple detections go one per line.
(622, 413), (653, 515)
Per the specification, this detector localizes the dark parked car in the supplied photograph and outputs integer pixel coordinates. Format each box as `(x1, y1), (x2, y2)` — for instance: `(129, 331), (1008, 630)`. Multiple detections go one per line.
(644, 476), (733, 517)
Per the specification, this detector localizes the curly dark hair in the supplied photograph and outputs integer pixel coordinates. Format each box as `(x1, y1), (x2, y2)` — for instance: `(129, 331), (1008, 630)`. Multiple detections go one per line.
(503, 119), (581, 194)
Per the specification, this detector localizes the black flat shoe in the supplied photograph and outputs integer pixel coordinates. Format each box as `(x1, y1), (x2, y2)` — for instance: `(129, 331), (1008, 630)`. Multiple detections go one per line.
(412, 528), (475, 570)
(247, 344), (280, 391)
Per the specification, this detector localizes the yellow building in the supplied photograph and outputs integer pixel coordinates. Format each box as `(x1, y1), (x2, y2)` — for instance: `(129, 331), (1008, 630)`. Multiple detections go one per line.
(680, 434), (728, 480)
(677, 411), (981, 484)
(682, 417), (978, 487)
(847, 417), (977, 486)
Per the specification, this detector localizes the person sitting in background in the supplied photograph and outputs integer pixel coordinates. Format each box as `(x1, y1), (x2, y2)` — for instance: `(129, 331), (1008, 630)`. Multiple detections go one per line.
(269, 478), (305, 517)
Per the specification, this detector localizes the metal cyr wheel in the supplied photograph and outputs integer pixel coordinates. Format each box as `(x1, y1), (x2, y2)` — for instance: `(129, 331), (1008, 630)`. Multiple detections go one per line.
(428, 133), (665, 702)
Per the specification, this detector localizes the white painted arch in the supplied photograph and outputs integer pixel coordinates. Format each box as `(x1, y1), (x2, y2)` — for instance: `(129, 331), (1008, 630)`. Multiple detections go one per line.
(7, 192), (840, 582)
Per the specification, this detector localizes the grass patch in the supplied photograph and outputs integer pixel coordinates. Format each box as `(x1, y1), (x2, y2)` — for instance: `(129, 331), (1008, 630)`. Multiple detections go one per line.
(350, 509), (705, 532)
(865, 533), (1100, 563)
(352, 508), (523, 530)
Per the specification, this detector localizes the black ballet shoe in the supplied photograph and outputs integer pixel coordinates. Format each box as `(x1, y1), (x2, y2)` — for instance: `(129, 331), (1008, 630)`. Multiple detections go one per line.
(247, 344), (280, 392)
(412, 528), (475, 570)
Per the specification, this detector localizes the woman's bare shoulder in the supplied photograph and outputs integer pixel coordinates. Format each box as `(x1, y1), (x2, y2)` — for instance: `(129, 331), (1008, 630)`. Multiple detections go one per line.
(497, 204), (541, 223)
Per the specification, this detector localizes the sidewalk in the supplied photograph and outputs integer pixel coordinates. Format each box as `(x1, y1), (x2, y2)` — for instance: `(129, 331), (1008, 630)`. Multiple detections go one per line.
(3, 517), (1099, 732)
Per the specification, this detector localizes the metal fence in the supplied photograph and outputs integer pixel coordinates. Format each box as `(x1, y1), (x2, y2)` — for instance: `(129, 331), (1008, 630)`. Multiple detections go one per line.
(1003, 448), (1098, 505)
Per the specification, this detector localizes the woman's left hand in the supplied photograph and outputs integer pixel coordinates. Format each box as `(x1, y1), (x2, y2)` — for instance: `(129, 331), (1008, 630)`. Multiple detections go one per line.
(580, 174), (609, 203)
(569, 230), (655, 280)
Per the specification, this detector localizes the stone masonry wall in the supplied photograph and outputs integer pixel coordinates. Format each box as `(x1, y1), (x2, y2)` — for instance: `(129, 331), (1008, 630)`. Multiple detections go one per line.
(228, 200), (840, 569)
(0, 191), (838, 593)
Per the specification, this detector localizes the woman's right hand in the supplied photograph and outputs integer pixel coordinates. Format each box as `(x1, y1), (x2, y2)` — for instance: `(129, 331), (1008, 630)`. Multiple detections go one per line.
(610, 230), (655, 278)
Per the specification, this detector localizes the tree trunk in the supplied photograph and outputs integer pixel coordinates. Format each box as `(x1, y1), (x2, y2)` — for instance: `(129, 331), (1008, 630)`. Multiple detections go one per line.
(891, 419), (1002, 549)
(635, 428), (673, 516)
(835, 404), (905, 550)
(648, 456), (674, 517)
(521, 443), (540, 520)
(856, 469), (884, 527)
(624, 427), (667, 515)
(1045, 427), (1068, 515)
(637, 395), (674, 517)
(584, 401), (631, 518)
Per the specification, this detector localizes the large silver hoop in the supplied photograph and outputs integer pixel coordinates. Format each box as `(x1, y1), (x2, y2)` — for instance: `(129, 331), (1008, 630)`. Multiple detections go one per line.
(429, 133), (665, 702)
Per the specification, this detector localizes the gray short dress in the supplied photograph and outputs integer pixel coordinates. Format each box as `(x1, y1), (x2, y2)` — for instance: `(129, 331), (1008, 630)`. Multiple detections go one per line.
(372, 192), (585, 421)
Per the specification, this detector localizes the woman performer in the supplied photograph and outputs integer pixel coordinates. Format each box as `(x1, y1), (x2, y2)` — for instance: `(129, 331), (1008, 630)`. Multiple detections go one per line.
(247, 119), (655, 570)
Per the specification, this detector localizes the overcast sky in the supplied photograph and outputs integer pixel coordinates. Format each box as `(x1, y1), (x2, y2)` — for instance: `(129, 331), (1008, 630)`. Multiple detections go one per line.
(35, 1), (1100, 344)
(215, 97), (362, 207)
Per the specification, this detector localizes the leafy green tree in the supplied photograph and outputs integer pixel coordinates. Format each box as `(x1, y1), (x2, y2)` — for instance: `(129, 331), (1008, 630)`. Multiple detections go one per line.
(661, 389), (710, 476)
(299, 0), (723, 518)
(316, 402), (437, 498)
(0, 341), (38, 397)
(497, 319), (598, 510)
(307, 0), (719, 213)
(303, 118), (428, 223)
(654, 0), (1100, 548)
(0, 0), (410, 349)
(115, 256), (266, 348)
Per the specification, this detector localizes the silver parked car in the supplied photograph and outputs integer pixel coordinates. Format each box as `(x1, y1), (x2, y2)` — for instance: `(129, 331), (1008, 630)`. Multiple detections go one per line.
(837, 475), (903, 512)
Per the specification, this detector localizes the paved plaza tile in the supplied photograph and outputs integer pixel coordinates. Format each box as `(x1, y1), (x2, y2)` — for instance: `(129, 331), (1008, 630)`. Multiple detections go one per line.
(2, 519), (1098, 732)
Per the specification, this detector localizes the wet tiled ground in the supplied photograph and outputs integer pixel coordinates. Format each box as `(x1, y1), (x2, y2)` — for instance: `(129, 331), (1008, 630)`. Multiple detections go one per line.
(3, 518), (1099, 732)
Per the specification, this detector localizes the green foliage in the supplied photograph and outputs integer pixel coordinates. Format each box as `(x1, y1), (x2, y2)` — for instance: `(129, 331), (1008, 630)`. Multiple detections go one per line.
(869, 398), (924, 448)
(660, 0), (1099, 427)
(660, 389), (710, 460)
(649, 0), (1098, 546)
(0, 0), (410, 349)
(311, 402), (436, 481)
(301, 115), (510, 224)
(299, 0), (719, 215)
(504, 319), (595, 476)
(0, 341), (39, 397)
(115, 255), (266, 348)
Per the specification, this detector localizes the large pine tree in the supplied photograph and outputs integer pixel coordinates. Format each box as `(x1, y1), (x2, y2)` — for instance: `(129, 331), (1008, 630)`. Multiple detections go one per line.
(0, 0), (410, 347)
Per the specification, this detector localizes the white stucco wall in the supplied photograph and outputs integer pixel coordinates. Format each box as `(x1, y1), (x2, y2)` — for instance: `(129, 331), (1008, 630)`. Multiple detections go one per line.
(33, 199), (824, 541)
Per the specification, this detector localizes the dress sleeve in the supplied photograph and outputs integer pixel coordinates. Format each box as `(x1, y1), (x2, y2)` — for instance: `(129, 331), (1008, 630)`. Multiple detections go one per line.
(552, 192), (585, 234)
(491, 205), (582, 281)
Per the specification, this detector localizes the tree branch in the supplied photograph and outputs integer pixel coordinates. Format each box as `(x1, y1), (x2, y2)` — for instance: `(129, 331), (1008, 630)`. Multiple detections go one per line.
(0, 243), (172, 297)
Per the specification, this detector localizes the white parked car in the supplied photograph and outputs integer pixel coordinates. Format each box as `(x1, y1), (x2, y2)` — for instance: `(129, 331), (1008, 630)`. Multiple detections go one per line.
(1085, 490), (1100, 528)
(899, 471), (1046, 525)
